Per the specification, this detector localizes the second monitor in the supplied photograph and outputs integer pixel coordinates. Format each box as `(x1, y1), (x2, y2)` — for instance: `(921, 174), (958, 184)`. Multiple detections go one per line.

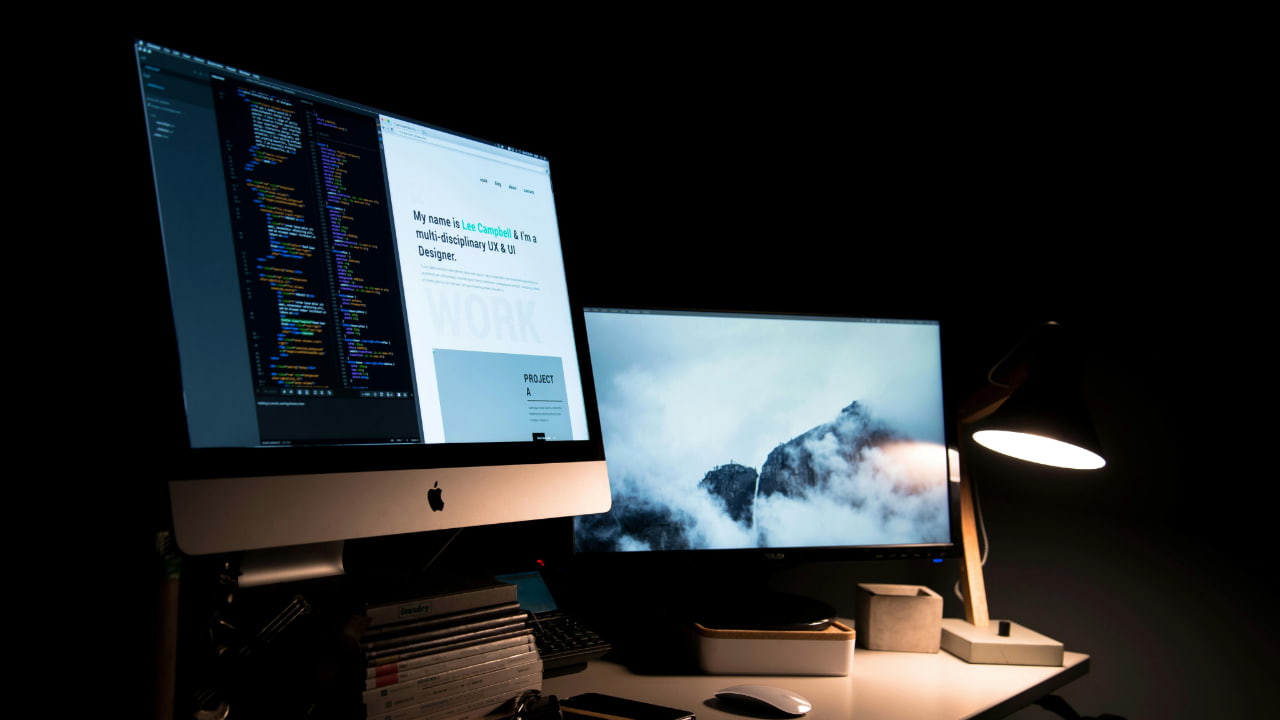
(575, 307), (956, 563)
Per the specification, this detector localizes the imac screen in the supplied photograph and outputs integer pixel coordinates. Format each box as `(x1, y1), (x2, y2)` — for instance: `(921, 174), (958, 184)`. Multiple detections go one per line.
(575, 307), (953, 558)
(134, 39), (609, 566)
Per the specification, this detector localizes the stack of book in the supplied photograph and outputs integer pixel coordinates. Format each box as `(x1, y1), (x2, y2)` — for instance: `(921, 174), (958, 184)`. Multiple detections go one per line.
(358, 577), (541, 720)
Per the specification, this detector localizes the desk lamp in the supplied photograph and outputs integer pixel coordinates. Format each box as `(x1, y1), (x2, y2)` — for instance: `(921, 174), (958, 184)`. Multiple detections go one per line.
(940, 320), (1105, 665)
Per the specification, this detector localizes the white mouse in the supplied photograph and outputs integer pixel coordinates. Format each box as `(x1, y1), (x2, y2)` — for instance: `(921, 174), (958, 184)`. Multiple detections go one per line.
(715, 683), (812, 716)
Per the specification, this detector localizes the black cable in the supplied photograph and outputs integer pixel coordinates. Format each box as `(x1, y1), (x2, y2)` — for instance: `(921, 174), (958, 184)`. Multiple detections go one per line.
(1034, 694), (1129, 720)
(1035, 695), (1082, 719)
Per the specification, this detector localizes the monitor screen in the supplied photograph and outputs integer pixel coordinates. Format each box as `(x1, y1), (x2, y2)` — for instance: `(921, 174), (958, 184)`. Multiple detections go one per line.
(134, 39), (610, 578)
(575, 307), (955, 561)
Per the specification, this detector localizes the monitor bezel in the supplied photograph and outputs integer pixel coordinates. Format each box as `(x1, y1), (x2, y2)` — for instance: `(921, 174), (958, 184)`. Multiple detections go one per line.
(569, 304), (964, 570)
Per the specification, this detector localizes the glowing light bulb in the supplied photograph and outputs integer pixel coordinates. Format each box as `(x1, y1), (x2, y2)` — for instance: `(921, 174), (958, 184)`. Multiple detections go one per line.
(972, 430), (1105, 470)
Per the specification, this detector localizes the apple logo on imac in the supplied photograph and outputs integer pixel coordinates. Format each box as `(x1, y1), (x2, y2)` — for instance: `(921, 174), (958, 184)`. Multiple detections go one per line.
(428, 481), (444, 512)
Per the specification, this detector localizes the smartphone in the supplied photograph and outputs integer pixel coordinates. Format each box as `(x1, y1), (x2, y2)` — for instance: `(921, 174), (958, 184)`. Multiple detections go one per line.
(560, 693), (696, 720)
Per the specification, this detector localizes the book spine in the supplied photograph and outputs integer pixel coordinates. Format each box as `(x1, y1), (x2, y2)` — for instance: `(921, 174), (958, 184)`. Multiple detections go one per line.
(371, 661), (540, 717)
(366, 630), (535, 681)
(367, 627), (532, 669)
(362, 606), (526, 652)
(366, 582), (518, 627)
(362, 603), (524, 646)
(363, 615), (528, 661)
(362, 651), (540, 714)
(400, 678), (539, 720)
(366, 632), (535, 691)
(366, 655), (540, 717)
(390, 673), (540, 720)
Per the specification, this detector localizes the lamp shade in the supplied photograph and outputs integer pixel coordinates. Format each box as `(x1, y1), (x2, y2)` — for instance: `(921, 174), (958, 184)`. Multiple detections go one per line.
(970, 352), (1105, 470)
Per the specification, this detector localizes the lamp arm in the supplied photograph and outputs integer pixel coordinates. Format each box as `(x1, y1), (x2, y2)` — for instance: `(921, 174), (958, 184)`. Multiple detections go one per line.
(957, 433), (990, 628)
(956, 388), (1010, 629)
(953, 319), (1098, 630)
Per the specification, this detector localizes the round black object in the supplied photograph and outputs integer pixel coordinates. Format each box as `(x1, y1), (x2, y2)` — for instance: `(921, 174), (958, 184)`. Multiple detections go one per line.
(693, 591), (836, 631)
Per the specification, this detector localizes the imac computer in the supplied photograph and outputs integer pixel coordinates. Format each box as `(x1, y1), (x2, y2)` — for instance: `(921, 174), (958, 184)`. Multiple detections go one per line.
(133, 39), (610, 586)
(573, 307), (958, 627)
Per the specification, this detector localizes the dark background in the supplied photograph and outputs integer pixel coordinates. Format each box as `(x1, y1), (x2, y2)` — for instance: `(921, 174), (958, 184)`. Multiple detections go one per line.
(39, 16), (1270, 719)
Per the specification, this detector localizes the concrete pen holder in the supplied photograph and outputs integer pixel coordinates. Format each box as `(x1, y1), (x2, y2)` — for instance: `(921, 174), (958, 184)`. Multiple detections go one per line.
(854, 583), (943, 653)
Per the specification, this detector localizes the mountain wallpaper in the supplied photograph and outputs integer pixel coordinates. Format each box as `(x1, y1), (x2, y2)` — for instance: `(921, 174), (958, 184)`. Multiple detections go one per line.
(575, 311), (950, 553)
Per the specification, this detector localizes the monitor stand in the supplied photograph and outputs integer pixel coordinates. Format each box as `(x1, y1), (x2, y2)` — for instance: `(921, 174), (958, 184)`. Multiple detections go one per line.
(235, 540), (346, 588)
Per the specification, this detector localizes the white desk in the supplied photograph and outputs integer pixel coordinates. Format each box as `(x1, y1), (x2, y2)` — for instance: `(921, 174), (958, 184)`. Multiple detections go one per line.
(543, 649), (1089, 720)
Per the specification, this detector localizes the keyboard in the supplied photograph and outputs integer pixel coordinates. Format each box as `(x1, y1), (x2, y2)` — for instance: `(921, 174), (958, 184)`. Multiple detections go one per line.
(527, 610), (611, 677)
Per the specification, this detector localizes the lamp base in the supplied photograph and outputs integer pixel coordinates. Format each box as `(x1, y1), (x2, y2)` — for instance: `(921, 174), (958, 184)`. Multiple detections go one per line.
(940, 618), (1064, 666)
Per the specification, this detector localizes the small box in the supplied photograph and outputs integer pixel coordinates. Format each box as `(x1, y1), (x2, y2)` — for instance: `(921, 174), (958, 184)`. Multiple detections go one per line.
(855, 583), (943, 653)
(691, 621), (856, 676)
